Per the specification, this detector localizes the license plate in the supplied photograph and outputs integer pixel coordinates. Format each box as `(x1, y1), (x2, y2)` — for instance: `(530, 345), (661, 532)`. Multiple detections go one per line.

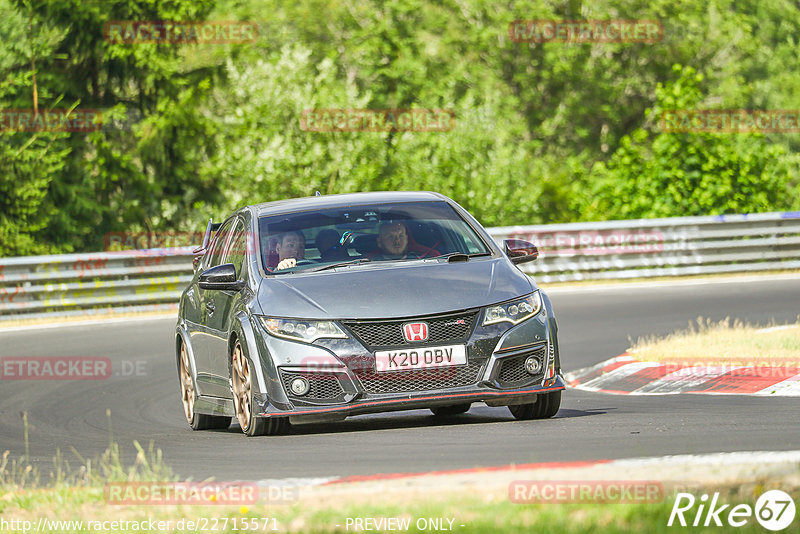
(374, 345), (467, 373)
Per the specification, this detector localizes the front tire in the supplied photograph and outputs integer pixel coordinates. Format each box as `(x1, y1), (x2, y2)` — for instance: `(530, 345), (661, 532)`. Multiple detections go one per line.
(179, 342), (231, 430)
(508, 390), (561, 420)
(231, 340), (289, 436)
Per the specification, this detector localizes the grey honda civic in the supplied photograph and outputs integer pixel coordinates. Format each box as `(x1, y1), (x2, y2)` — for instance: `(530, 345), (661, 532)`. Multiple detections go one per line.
(176, 191), (564, 436)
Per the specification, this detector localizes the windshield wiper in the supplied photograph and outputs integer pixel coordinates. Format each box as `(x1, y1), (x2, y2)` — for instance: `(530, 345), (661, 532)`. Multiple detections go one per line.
(305, 258), (372, 273)
(430, 252), (492, 262)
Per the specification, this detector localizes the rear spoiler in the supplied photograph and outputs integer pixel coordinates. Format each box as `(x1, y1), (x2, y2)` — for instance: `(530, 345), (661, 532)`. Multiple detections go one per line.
(193, 218), (222, 254)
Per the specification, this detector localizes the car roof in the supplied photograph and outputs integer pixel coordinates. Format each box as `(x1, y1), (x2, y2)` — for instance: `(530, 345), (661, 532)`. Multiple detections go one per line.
(248, 191), (450, 217)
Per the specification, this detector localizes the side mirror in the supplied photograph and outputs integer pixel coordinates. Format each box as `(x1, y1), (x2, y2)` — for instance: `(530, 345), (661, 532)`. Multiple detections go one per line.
(504, 239), (539, 264)
(198, 263), (245, 291)
(192, 253), (204, 271)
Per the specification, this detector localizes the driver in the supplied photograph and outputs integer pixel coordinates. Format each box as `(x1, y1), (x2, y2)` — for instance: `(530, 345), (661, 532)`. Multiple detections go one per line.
(374, 221), (419, 260)
(275, 231), (306, 270)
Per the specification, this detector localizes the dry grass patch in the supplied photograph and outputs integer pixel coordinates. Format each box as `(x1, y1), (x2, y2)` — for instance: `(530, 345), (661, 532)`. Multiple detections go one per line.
(629, 317), (800, 367)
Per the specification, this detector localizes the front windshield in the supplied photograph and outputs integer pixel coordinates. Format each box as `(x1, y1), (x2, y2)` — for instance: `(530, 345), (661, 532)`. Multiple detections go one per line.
(258, 200), (491, 274)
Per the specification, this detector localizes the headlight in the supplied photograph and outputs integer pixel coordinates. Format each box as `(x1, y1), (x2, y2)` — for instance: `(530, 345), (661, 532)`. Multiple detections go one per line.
(482, 291), (542, 326)
(259, 317), (347, 343)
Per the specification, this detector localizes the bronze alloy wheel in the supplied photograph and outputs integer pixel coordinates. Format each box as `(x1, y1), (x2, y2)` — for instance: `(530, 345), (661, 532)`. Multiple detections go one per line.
(179, 343), (195, 423)
(231, 341), (253, 432)
(229, 339), (289, 436)
(178, 341), (231, 431)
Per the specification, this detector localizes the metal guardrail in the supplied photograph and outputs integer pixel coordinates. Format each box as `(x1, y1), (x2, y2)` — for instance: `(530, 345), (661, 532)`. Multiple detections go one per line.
(0, 248), (194, 320)
(488, 211), (800, 282)
(1, 211), (799, 320)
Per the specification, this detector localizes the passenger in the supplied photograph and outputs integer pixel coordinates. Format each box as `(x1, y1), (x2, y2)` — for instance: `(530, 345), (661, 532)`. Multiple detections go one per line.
(275, 231), (306, 270)
(315, 229), (350, 262)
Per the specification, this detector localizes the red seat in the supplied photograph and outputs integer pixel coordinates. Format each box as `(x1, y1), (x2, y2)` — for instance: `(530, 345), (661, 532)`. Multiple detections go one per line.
(264, 237), (279, 270)
(407, 233), (440, 258)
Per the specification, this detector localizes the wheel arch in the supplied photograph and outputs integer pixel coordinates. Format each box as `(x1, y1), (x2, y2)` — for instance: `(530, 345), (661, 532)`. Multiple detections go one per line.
(540, 291), (562, 373)
(228, 312), (270, 401)
(175, 324), (196, 376)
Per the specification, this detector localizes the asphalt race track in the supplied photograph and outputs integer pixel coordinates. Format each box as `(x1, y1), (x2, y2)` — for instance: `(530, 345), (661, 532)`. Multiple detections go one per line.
(1, 276), (799, 481)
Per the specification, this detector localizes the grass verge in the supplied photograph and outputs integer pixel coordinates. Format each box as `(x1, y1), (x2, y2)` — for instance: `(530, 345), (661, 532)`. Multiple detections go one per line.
(3, 477), (798, 533)
(628, 317), (800, 366)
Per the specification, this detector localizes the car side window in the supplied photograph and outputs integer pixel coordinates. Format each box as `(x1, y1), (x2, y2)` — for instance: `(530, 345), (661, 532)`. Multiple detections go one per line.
(204, 218), (235, 269)
(458, 229), (483, 254)
(224, 219), (247, 277)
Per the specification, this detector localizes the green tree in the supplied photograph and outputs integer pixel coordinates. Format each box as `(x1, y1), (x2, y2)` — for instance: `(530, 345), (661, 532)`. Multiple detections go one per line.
(2, 0), (221, 254)
(576, 65), (799, 219)
(0, 0), (70, 255)
(5, 0), (800, 255)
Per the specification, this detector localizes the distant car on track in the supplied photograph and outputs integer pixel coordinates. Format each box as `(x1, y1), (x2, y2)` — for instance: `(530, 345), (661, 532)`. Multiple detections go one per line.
(175, 191), (564, 435)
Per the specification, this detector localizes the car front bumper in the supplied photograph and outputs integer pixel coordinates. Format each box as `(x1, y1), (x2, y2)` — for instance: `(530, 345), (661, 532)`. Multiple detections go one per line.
(257, 377), (566, 422)
(250, 300), (564, 422)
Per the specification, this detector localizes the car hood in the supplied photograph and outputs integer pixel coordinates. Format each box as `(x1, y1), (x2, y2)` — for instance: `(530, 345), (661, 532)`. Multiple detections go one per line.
(255, 258), (535, 319)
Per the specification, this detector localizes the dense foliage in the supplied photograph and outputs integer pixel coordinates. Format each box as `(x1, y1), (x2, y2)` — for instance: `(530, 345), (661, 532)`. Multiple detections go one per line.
(1, 0), (799, 255)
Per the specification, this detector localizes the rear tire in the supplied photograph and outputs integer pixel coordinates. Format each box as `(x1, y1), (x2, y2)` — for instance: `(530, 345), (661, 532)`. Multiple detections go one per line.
(178, 342), (231, 431)
(508, 390), (561, 420)
(231, 340), (290, 436)
(430, 403), (471, 416)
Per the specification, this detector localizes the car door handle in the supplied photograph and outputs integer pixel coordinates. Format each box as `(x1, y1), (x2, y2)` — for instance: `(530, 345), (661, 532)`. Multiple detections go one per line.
(206, 301), (215, 314)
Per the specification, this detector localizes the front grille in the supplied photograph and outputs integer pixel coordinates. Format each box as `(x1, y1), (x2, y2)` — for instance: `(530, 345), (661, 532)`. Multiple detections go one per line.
(497, 345), (546, 386)
(354, 361), (484, 394)
(343, 311), (478, 350)
(279, 370), (346, 403)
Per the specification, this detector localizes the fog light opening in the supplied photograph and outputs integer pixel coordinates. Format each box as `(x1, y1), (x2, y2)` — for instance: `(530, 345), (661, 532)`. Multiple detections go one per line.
(524, 356), (542, 375)
(290, 377), (310, 396)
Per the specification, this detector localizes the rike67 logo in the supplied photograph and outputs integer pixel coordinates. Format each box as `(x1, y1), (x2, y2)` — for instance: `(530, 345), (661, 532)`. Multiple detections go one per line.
(668, 490), (796, 531)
